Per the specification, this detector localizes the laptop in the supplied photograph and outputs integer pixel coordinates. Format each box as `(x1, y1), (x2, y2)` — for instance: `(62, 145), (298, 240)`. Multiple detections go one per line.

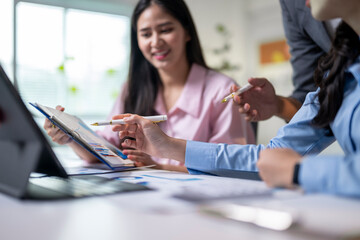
(0, 65), (149, 200)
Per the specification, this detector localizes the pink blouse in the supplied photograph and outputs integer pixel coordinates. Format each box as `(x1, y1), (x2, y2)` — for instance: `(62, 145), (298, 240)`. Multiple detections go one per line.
(97, 64), (255, 165)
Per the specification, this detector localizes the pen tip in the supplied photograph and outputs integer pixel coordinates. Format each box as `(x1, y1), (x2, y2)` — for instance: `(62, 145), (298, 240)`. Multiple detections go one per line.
(91, 123), (98, 126)
(221, 99), (227, 103)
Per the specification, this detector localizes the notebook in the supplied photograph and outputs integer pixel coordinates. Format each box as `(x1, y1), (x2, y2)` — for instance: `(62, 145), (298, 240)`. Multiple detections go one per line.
(0, 65), (149, 200)
(30, 102), (134, 170)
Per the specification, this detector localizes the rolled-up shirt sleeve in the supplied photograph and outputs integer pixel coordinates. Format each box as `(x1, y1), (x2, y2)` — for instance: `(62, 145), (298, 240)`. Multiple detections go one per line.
(185, 140), (264, 175)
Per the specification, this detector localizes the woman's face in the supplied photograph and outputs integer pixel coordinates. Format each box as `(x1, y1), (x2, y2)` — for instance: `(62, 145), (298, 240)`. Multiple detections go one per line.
(137, 3), (190, 71)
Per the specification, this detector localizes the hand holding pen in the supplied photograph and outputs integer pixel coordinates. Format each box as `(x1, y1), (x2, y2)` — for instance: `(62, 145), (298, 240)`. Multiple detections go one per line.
(230, 78), (281, 122)
(222, 83), (253, 103)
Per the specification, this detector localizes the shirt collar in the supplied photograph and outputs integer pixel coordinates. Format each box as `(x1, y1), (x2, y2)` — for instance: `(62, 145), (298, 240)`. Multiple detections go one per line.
(153, 63), (207, 117)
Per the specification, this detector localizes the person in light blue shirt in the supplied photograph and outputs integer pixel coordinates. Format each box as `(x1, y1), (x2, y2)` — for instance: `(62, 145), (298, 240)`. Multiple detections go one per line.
(111, 0), (360, 197)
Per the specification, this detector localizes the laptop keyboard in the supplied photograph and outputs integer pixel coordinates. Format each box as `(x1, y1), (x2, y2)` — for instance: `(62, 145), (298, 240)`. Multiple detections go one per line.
(29, 175), (149, 198)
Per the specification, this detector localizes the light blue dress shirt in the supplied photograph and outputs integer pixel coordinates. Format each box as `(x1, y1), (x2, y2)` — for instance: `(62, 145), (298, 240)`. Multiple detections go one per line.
(185, 57), (360, 197)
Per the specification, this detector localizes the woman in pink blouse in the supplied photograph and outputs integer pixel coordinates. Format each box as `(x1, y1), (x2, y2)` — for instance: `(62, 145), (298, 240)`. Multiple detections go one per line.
(44, 0), (254, 172)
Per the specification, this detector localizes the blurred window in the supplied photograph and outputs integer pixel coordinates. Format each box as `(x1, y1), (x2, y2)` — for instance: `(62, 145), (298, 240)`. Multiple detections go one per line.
(16, 2), (130, 119)
(0, 0), (14, 78)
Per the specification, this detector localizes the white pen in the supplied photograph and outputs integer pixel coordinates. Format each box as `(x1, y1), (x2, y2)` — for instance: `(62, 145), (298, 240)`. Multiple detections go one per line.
(221, 83), (253, 103)
(91, 115), (167, 126)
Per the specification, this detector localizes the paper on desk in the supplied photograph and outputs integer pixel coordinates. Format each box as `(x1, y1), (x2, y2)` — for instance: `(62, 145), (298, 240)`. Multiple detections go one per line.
(102, 170), (272, 201)
(103, 170), (202, 191)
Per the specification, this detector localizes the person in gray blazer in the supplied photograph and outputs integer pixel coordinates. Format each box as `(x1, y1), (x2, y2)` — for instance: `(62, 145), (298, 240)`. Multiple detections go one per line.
(233, 0), (335, 123)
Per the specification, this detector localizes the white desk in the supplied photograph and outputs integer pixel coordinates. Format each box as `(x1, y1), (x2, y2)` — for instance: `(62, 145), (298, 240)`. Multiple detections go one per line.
(1, 168), (360, 240)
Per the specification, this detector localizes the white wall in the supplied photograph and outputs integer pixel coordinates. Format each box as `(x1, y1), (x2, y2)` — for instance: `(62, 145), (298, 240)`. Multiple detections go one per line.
(243, 0), (291, 145)
(185, 0), (248, 82)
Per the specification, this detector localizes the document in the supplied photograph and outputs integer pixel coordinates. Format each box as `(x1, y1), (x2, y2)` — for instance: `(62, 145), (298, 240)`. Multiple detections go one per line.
(30, 103), (135, 170)
(107, 170), (272, 201)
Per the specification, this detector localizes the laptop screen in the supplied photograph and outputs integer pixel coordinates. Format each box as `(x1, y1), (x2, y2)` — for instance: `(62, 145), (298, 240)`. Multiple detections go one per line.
(0, 65), (67, 198)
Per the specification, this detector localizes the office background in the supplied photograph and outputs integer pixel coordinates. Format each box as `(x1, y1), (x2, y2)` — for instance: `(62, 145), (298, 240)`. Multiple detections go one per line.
(0, 0), (342, 154)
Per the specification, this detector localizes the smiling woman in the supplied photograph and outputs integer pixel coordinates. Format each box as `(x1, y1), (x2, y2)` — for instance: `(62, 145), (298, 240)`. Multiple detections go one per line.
(43, 0), (255, 173)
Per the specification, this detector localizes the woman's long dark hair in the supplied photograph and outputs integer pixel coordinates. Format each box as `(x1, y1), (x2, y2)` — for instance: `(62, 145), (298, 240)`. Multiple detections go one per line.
(124, 0), (208, 115)
(312, 21), (360, 128)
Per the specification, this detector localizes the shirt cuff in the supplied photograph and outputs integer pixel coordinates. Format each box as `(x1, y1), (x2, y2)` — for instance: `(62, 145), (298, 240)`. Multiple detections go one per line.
(185, 140), (218, 174)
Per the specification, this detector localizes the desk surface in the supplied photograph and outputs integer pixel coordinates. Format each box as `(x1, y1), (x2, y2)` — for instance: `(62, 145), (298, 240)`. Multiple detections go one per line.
(1, 147), (359, 240)
(1, 167), (360, 240)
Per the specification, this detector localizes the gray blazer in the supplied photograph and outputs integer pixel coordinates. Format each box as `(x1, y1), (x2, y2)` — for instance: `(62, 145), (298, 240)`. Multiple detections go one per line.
(280, 0), (332, 103)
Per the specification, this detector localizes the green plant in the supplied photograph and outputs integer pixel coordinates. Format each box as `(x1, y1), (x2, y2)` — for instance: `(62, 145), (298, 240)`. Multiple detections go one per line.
(211, 23), (240, 73)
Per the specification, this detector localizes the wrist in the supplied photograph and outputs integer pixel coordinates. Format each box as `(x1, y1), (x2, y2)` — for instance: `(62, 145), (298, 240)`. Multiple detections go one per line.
(162, 137), (186, 163)
(274, 96), (285, 119)
(275, 96), (301, 122)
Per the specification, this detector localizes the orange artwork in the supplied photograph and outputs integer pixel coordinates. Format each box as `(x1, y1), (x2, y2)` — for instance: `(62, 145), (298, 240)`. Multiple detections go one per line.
(259, 39), (290, 65)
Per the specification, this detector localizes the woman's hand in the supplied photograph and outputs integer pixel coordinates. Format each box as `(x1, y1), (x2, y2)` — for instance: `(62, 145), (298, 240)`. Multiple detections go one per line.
(122, 149), (188, 172)
(43, 105), (72, 145)
(257, 148), (302, 189)
(122, 149), (158, 167)
(111, 114), (186, 163)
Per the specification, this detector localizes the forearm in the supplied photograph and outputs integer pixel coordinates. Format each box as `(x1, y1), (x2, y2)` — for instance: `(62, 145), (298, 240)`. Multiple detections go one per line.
(158, 164), (188, 173)
(158, 137), (187, 163)
(185, 141), (263, 176)
(275, 96), (302, 122)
